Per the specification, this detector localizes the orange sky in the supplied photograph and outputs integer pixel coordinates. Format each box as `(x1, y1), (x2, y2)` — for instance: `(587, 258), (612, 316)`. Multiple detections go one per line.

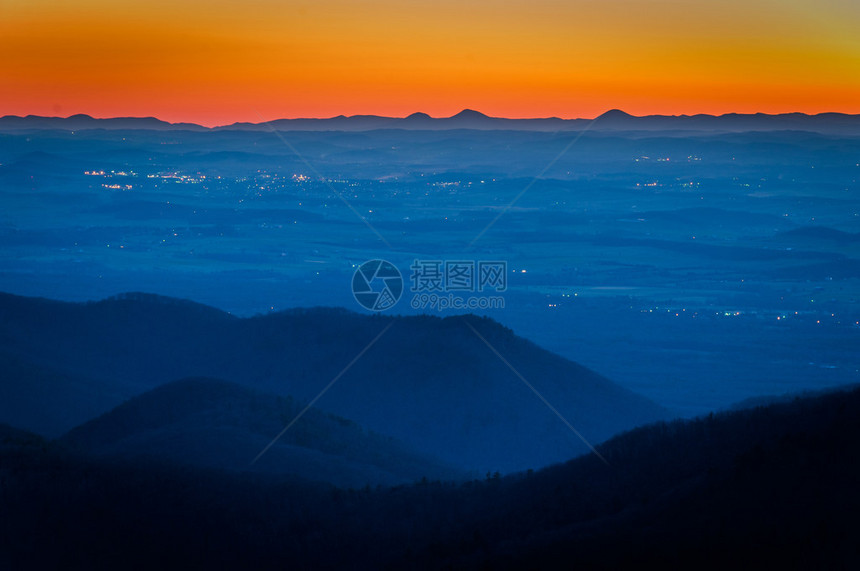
(2, 0), (859, 126)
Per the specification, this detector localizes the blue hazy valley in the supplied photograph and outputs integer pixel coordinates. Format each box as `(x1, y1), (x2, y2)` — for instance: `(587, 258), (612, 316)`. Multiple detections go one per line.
(1, 114), (858, 414)
(1, 112), (859, 569)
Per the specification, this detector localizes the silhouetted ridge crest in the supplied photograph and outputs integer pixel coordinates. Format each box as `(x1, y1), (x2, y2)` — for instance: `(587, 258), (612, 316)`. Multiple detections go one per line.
(92, 292), (235, 320)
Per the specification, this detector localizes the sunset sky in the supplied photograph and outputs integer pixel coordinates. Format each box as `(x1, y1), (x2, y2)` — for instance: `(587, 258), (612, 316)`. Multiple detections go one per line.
(2, 0), (859, 126)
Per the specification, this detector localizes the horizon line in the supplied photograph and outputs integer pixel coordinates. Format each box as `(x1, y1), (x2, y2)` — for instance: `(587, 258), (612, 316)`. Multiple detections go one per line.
(3, 108), (860, 129)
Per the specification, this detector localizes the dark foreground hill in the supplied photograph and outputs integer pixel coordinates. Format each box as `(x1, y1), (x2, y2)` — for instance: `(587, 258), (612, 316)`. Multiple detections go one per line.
(1, 386), (858, 570)
(0, 292), (670, 472)
(60, 377), (463, 487)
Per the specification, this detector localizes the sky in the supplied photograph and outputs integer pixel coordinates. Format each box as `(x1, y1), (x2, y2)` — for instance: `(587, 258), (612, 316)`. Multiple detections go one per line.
(2, 0), (859, 126)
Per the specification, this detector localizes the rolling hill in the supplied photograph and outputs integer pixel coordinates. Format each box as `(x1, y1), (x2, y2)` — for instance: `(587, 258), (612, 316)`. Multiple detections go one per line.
(60, 377), (463, 487)
(0, 292), (671, 472)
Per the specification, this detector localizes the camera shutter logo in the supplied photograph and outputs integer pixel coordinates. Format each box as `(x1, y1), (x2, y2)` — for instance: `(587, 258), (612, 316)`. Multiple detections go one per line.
(351, 260), (403, 311)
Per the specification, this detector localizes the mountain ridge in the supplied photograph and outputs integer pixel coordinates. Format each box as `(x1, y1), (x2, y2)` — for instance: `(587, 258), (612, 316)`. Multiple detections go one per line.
(2, 110), (859, 134)
(0, 291), (671, 472)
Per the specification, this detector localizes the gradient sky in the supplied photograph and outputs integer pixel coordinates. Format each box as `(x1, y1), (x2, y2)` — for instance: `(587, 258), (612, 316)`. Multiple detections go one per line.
(2, 0), (859, 125)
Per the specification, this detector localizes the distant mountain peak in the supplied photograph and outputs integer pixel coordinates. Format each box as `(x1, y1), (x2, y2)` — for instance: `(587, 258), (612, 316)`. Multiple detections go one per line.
(449, 109), (490, 120)
(405, 112), (432, 120)
(597, 109), (634, 120)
